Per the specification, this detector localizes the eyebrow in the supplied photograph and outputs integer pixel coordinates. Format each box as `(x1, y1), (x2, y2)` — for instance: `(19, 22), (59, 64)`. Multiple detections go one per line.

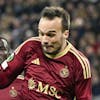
(39, 29), (56, 34)
(48, 30), (56, 33)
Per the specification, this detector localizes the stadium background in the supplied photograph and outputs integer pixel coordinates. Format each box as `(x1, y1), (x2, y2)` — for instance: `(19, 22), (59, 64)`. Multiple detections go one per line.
(0, 0), (99, 100)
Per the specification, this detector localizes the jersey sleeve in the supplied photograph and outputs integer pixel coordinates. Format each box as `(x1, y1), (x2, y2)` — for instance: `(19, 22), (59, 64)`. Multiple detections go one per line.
(74, 54), (92, 100)
(0, 41), (28, 88)
(69, 45), (92, 100)
(0, 37), (40, 89)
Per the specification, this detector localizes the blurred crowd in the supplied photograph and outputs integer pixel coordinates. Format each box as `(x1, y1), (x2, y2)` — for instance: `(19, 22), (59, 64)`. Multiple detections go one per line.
(0, 0), (100, 99)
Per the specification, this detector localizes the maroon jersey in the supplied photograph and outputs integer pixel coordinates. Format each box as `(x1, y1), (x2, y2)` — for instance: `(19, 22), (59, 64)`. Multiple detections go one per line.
(0, 37), (92, 100)
(0, 76), (24, 100)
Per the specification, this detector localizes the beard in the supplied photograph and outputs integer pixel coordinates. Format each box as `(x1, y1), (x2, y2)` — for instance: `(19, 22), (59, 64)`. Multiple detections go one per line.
(43, 45), (62, 55)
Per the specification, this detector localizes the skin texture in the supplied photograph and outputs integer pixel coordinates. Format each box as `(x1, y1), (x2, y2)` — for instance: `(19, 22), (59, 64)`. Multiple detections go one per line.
(38, 17), (69, 55)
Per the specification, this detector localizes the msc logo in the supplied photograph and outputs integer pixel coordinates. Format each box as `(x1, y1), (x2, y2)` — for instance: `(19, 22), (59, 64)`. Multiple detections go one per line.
(28, 78), (61, 99)
(28, 78), (36, 90)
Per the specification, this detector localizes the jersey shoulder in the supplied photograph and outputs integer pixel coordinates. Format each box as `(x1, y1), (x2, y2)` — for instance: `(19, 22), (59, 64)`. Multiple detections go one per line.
(68, 42), (91, 79)
(15, 37), (41, 54)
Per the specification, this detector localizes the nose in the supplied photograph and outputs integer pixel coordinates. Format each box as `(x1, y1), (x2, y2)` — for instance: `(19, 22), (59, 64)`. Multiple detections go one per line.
(42, 35), (49, 45)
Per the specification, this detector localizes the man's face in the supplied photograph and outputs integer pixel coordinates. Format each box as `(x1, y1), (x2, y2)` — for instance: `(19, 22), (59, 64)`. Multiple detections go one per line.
(38, 17), (68, 55)
(0, 39), (8, 63)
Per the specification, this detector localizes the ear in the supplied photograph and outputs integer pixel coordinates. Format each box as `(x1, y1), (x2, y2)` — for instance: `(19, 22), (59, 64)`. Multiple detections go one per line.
(63, 30), (69, 39)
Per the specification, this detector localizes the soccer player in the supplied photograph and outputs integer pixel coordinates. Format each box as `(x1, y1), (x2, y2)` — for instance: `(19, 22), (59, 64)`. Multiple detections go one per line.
(0, 7), (92, 100)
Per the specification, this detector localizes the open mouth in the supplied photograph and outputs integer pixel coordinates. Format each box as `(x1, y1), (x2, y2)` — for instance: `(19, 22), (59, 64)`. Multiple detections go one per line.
(44, 45), (53, 50)
(43, 44), (53, 48)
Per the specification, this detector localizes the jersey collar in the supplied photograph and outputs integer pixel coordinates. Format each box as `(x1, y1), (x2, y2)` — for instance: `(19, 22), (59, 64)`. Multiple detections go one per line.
(44, 41), (72, 59)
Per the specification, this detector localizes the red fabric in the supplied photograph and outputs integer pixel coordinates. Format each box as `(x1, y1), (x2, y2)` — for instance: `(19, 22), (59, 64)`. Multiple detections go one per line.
(0, 79), (23, 100)
(0, 38), (92, 100)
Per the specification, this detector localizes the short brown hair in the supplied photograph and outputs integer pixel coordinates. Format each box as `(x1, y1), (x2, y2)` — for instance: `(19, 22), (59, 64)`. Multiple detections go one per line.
(41, 6), (70, 31)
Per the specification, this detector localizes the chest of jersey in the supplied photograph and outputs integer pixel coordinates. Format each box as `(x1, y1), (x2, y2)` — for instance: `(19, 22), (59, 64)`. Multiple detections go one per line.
(22, 51), (75, 99)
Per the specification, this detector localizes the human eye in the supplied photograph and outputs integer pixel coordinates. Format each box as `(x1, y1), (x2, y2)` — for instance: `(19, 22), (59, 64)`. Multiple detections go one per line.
(47, 31), (56, 37)
(47, 33), (55, 37)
